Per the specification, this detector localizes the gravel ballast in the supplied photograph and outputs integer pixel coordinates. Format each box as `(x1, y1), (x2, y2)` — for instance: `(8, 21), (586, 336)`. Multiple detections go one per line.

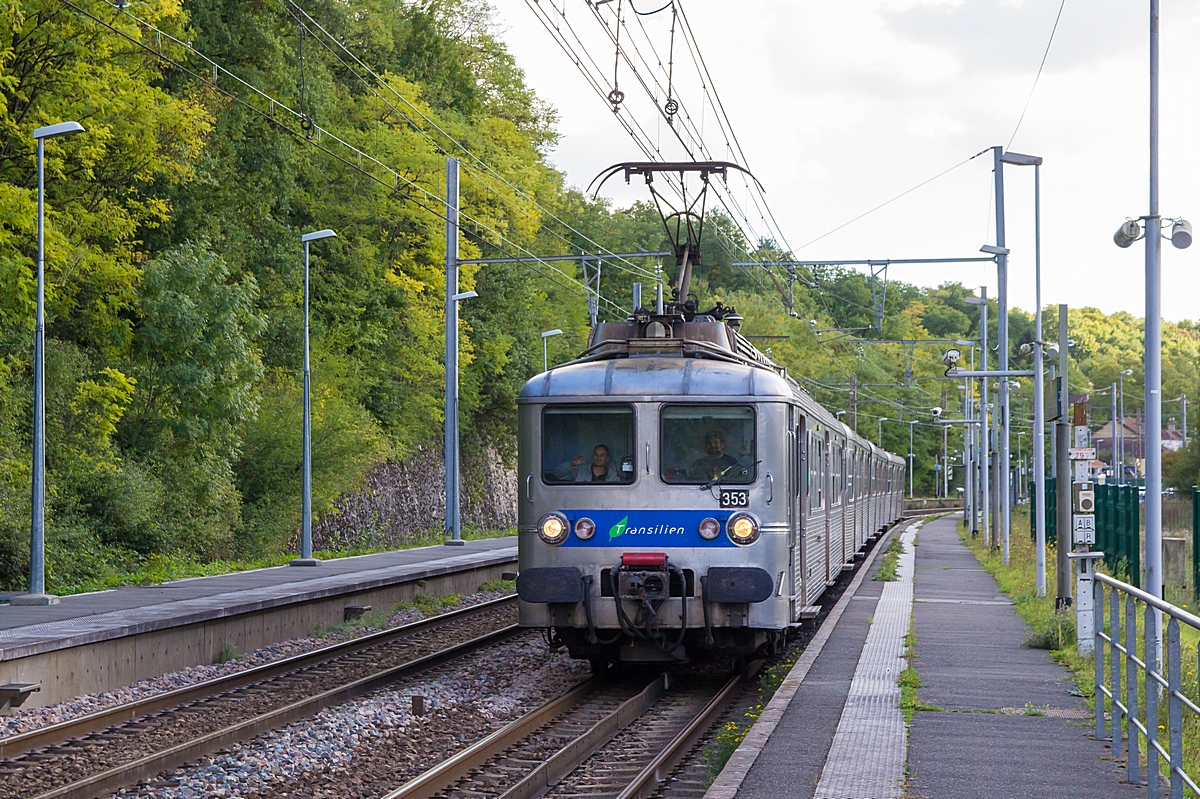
(116, 635), (590, 799)
(0, 587), (512, 740)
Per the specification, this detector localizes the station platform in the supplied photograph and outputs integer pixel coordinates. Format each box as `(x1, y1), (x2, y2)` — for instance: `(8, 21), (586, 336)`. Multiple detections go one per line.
(0, 537), (516, 707)
(707, 514), (1144, 799)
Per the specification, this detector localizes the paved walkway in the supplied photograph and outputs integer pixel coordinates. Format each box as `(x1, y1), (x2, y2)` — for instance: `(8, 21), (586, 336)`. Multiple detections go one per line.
(907, 515), (1141, 798)
(708, 514), (1146, 799)
(0, 537), (515, 659)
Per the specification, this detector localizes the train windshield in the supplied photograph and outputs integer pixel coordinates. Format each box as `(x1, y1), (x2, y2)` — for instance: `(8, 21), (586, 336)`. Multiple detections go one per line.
(542, 405), (636, 484)
(660, 405), (756, 484)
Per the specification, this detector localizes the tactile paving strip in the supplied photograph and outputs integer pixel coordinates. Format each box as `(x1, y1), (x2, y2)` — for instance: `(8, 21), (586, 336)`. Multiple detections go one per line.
(812, 523), (918, 799)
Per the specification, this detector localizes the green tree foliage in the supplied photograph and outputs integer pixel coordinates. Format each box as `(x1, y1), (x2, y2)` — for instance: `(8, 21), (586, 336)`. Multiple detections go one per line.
(0, 0), (1196, 592)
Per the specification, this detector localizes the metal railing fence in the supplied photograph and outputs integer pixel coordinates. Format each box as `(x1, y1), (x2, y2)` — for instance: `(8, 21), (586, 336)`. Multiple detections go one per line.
(1093, 572), (1200, 798)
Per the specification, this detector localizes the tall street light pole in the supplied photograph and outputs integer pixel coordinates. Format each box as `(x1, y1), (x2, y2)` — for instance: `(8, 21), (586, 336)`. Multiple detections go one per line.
(966, 290), (990, 546)
(1000, 149), (1045, 585)
(16, 121), (84, 607)
(998, 149), (1046, 578)
(1145, 0), (1164, 613)
(291, 229), (337, 567)
(991, 145), (1013, 566)
(541, 329), (563, 372)
(1112, 0), (1192, 614)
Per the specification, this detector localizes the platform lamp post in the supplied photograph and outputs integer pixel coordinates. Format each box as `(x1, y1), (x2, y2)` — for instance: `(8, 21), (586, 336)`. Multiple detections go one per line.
(965, 291), (990, 546)
(291, 229), (337, 567)
(877, 417), (888, 447)
(1112, 0), (1193, 656)
(998, 150), (1047, 591)
(15, 121), (85, 606)
(541, 329), (563, 373)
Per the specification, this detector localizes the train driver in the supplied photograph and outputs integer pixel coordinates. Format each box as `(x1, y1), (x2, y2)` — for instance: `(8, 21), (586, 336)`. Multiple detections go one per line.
(687, 430), (739, 481)
(553, 444), (621, 483)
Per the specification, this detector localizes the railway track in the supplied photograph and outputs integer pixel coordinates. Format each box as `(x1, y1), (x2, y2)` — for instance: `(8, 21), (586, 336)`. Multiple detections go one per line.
(380, 666), (754, 799)
(0, 596), (520, 799)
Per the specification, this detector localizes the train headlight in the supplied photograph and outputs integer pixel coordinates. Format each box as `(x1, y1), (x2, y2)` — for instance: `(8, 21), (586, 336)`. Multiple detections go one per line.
(574, 517), (596, 540)
(538, 512), (569, 545)
(726, 512), (760, 545)
(698, 517), (721, 540)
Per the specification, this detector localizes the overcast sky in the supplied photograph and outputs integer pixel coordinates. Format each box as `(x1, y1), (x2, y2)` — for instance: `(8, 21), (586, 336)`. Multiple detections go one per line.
(494, 0), (1200, 323)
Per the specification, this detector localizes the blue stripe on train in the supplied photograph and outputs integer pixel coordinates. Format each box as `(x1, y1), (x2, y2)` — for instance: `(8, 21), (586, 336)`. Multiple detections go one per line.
(558, 509), (738, 548)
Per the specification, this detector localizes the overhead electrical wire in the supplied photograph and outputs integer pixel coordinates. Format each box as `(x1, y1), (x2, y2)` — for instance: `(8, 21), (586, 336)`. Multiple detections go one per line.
(541, 1), (787, 289)
(61, 0), (630, 315)
(1007, 0), (1068, 150)
(277, 0), (661, 285)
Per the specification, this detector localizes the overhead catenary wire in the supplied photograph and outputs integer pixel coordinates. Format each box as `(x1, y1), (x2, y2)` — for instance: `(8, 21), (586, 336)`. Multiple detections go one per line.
(278, 0), (662, 284)
(62, 0), (630, 314)
(1007, 0), (1068, 150)
(556, 1), (798, 300)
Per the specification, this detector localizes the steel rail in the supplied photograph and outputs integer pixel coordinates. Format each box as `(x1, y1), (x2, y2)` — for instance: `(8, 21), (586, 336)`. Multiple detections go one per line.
(615, 667), (752, 799)
(0, 595), (516, 760)
(493, 675), (670, 799)
(383, 668), (750, 799)
(380, 676), (608, 799)
(29, 620), (521, 799)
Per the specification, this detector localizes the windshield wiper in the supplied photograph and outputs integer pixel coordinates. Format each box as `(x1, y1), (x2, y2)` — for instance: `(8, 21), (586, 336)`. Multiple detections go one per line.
(699, 457), (759, 491)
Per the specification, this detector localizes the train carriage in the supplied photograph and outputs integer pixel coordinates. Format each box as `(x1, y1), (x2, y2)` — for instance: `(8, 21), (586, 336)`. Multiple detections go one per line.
(515, 316), (905, 664)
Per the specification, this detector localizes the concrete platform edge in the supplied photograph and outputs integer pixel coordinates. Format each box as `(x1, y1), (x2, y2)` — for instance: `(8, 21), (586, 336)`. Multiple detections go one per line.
(0, 548), (516, 662)
(703, 518), (918, 799)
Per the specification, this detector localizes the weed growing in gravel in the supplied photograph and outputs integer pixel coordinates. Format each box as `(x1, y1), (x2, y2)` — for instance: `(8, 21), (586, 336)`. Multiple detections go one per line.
(407, 593), (463, 615)
(705, 721), (749, 784)
(702, 656), (797, 784)
(874, 535), (905, 582)
(478, 579), (515, 593)
(215, 645), (242, 663)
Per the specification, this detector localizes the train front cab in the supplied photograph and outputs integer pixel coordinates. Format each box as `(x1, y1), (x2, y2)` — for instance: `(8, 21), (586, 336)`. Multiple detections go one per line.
(515, 360), (804, 664)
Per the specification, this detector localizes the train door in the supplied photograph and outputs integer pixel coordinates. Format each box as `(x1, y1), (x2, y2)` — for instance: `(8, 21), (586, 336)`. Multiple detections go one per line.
(845, 447), (856, 561)
(791, 409), (805, 618)
(829, 434), (844, 576)
(806, 426), (826, 604)
(824, 429), (834, 585)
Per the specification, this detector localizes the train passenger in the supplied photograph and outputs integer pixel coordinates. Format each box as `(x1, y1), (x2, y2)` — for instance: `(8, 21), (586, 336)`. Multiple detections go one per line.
(687, 430), (739, 481)
(553, 444), (621, 482)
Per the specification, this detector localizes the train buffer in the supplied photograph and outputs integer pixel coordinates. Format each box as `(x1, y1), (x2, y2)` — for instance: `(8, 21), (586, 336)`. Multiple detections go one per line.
(706, 514), (1149, 799)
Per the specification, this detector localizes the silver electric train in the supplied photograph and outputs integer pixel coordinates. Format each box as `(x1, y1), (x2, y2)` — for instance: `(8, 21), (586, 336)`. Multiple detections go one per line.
(515, 313), (906, 665)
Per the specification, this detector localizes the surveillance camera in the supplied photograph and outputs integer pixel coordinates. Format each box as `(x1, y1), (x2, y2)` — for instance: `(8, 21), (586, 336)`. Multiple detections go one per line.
(810, 319), (818, 327)
(1114, 219), (1142, 249)
(1018, 342), (1033, 357)
(1046, 343), (1059, 358)
(931, 407), (943, 419)
(942, 348), (961, 369)
(1009, 380), (1021, 391)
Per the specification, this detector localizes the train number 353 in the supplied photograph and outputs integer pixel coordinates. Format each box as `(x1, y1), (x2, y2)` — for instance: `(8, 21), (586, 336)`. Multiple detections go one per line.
(719, 489), (750, 508)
